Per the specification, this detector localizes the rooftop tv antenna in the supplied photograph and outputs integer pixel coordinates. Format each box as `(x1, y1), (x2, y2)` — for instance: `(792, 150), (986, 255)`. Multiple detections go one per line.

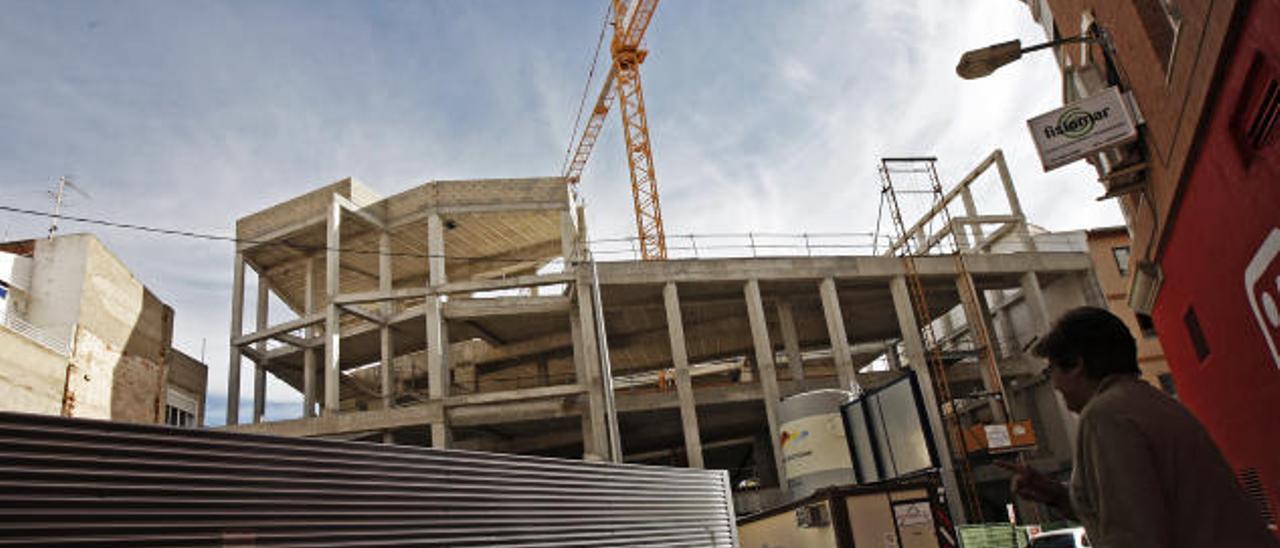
(48, 176), (91, 239)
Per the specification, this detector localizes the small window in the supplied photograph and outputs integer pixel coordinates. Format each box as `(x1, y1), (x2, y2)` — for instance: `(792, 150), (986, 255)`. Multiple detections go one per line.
(1157, 372), (1178, 397)
(1112, 246), (1132, 276)
(1184, 307), (1210, 362)
(164, 404), (195, 428)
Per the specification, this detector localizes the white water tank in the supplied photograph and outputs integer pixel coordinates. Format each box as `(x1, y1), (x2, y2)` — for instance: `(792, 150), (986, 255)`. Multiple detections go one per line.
(778, 389), (856, 501)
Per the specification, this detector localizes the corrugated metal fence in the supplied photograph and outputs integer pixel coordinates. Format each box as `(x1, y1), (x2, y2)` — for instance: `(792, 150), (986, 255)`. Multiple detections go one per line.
(0, 412), (737, 546)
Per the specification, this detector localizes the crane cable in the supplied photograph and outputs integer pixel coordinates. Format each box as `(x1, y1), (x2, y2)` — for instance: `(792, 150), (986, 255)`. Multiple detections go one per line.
(559, 2), (615, 176)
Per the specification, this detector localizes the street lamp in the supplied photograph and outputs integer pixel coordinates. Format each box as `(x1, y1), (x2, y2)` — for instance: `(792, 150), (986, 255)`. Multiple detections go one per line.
(956, 34), (1098, 79)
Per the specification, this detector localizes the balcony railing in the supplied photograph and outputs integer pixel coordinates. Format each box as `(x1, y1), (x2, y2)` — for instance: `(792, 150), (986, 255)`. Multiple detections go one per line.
(0, 310), (71, 356)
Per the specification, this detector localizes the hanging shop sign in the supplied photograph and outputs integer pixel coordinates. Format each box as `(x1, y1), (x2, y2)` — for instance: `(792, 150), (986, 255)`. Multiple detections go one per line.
(1027, 86), (1138, 171)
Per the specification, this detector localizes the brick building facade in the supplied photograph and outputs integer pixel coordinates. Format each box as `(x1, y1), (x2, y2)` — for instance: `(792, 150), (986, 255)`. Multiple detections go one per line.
(1017, 0), (1280, 533)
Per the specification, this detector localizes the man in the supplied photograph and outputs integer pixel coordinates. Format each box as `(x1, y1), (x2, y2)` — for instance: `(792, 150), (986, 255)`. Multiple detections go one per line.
(999, 306), (1277, 547)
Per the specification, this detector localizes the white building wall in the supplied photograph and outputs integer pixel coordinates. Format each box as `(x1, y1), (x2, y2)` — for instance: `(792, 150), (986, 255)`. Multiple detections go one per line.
(26, 235), (89, 334)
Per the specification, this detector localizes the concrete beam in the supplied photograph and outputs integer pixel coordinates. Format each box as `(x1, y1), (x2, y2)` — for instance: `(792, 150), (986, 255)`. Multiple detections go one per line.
(237, 373), (898, 438)
(221, 401), (444, 437)
(333, 287), (429, 306)
(449, 239), (562, 281)
(594, 253), (1093, 285)
(434, 272), (574, 296)
(233, 313), (325, 349)
(883, 150), (1003, 255)
(388, 201), (566, 229)
(238, 216), (324, 252)
(334, 193), (385, 229)
(443, 296), (571, 319)
(448, 383), (586, 407)
(339, 303), (385, 327)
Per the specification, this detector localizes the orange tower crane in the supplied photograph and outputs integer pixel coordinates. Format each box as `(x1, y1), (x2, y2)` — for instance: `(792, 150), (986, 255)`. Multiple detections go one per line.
(563, 0), (667, 260)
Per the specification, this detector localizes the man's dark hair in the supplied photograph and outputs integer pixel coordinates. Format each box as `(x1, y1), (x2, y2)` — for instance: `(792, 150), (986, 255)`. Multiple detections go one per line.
(1032, 306), (1140, 379)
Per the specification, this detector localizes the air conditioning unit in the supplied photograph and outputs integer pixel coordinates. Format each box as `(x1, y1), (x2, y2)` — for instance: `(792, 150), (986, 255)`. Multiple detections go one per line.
(1127, 260), (1163, 315)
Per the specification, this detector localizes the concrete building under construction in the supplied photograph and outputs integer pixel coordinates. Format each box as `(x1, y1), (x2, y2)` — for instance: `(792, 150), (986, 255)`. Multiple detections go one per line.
(221, 150), (1106, 522)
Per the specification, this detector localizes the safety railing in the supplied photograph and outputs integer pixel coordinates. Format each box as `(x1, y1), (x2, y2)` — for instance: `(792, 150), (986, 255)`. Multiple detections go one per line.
(0, 310), (71, 356)
(586, 228), (1088, 262)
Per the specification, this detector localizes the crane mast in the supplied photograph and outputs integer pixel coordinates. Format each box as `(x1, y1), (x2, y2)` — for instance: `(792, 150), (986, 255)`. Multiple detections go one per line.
(564, 0), (667, 260)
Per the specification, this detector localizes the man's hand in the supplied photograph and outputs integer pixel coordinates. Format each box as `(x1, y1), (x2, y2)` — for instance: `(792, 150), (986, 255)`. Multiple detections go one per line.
(994, 460), (1070, 509)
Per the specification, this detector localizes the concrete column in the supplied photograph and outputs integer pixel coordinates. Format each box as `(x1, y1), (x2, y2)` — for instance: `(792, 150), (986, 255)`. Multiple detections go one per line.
(588, 261), (622, 462)
(776, 300), (804, 380)
(994, 149), (1025, 218)
(994, 150), (1036, 252)
(561, 207), (598, 458)
(323, 201), (341, 415)
(889, 275), (967, 524)
(303, 257), (317, 418)
(560, 208), (579, 265)
(253, 275), (269, 423)
(960, 187), (982, 251)
(425, 212), (450, 448)
(1020, 271), (1052, 335)
(956, 274), (1007, 423)
(380, 231), (394, 444)
(569, 300), (605, 459)
(990, 290), (1019, 357)
(379, 231), (394, 410)
(744, 279), (786, 491)
(819, 277), (858, 391)
(226, 251), (245, 425)
(1021, 271), (1078, 449)
(569, 207), (609, 461)
(663, 282), (704, 468)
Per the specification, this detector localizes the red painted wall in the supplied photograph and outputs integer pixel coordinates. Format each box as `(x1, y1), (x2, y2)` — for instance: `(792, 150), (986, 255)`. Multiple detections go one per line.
(1153, 0), (1280, 529)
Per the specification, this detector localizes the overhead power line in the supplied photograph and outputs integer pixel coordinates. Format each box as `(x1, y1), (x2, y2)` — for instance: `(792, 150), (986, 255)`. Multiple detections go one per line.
(0, 204), (556, 265)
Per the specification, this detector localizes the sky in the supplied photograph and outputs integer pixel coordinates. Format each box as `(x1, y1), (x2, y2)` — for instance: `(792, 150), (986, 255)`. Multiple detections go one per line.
(0, 1), (1123, 426)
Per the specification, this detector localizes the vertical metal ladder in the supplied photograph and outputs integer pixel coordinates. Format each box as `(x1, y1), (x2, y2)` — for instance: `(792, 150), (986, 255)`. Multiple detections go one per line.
(879, 157), (1012, 523)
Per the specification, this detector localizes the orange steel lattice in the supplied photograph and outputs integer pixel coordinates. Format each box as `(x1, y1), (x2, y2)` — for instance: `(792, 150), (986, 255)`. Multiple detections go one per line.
(879, 157), (985, 523)
(564, 0), (667, 260)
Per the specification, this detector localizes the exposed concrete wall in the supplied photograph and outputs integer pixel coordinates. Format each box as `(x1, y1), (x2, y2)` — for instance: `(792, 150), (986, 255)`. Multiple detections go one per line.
(27, 235), (88, 332)
(0, 326), (68, 415)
